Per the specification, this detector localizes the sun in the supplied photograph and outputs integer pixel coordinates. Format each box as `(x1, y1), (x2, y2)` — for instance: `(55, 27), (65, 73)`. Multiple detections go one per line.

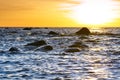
(67, 0), (118, 25)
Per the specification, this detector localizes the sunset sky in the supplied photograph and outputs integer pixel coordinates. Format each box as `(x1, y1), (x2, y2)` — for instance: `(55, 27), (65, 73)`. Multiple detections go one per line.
(0, 0), (120, 27)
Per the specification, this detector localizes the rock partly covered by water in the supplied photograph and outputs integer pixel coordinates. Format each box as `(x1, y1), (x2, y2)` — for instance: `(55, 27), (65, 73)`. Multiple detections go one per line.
(69, 41), (88, 48)
(53, 77), (62, 80)
(76, 27), (91, 35)
(35, 45), (53, 52)
(9, 47), (20, 52)
(41, 45), (53, 51)
(48, 31), (60, 35)
(25, 40), (47, 47)
(65, 48), (80, 52)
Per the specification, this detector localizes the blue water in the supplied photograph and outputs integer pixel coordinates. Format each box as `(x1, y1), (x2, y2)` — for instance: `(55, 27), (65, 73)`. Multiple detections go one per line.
(0, 28), (120, 80)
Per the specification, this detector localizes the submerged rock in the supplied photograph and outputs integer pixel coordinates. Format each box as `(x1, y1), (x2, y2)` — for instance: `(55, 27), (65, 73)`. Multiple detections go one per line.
(48, 31), (59, 35)
(35, 45), (53, 52)
(76, 27), (91, 35)
(65, 48), (80, 52)
(25, 40), (47, 47)
(113, 51), (120, 55)
(9, 47), (19, 52)
(53, 77), (62, 80)
(69, 41), (88, 48)
(41, 45), (53, 51)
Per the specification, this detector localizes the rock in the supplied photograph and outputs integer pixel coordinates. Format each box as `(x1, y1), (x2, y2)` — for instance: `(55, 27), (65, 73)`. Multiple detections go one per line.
(25, 40), (47, 47)
(53, 77), (62, 80)
(35, 45), (53, 52)
(48, 31), (59, 35)
(41, 45), (53, 51)
(69, 41), (88, 48)
(65, 48), (80, 52)
(9, 47), (19, 52)
(113, 51), (120, 55)
(76, 27), (91, 35)
(23, 28), (32, 30)
(75, 42), (84, 45)
(44, 27), (48, 29)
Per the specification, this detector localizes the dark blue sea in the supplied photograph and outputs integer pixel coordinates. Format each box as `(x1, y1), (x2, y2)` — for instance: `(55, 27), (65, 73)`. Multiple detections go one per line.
(0, 27), (120, 80)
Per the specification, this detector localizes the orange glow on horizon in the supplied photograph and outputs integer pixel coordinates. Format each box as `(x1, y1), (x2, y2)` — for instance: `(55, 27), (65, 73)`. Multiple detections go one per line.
(0, 0), (120, 27)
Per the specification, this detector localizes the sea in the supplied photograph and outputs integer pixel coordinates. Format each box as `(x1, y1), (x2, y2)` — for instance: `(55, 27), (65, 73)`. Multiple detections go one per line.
(0, 27), (119, 80)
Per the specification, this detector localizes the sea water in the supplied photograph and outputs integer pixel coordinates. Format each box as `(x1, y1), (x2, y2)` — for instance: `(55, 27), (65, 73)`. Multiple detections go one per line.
(0, 28), (119, 80)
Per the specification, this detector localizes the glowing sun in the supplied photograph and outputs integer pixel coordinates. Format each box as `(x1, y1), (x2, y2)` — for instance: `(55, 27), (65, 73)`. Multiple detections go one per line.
(67, 0), (118, 25)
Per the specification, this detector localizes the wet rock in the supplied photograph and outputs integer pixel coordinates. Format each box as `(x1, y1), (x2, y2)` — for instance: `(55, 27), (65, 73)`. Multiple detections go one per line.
(85, 39), (98, 42)
(9, 47), (19, 52)
(53, 77), (62, 80)
(44, 27), (48, 29)
(76, 27), (91, 35)
(25, 40), (47, 47)
(23, 28), (32, 30)
(35, 45), (53, 52)
(69, 41), (88, 48)
(0, 50), (6, 54)
(65, 48), (80, 52)
(48, 31), (59, 35)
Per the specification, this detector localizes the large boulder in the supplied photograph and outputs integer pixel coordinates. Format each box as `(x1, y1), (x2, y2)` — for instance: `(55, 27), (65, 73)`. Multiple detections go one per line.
(25, 40), (47, 47)
(76, 27), (91, 35)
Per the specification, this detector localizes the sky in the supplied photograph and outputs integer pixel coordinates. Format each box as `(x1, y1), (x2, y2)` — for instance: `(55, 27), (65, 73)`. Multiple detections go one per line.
(0, 0), (120, 27)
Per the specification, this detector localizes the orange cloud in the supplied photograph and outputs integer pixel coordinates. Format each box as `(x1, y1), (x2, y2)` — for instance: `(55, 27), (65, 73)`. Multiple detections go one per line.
(0, 0), (34, 11)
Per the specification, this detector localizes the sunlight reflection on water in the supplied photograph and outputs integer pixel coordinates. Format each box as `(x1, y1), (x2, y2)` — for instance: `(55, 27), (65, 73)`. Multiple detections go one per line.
(82, 56), (111, 79)
(0, 28), (119, 80)
(90, 27), (105, 33)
